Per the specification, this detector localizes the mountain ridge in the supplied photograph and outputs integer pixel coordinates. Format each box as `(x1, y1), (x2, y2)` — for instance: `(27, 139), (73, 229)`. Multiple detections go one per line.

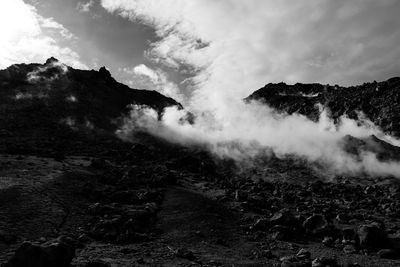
(246, 77), (400, 137)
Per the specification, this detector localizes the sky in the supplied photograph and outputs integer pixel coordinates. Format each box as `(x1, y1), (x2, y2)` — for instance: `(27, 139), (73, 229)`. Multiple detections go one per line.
(1, 0), (400, 106)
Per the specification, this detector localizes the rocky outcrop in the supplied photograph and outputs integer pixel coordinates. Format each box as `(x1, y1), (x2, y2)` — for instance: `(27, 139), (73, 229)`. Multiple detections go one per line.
(246, 78), (400, 137)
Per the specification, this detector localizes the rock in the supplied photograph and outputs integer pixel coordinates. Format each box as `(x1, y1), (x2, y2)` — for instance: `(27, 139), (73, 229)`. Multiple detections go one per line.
(302, 215), (330, 236)
(343, 244), (357, 254)
(235, 190), (248, 202)
(377, 249), (399, 259)
(152, 172), (177, 185)
(296, 248), (311, 260)
(0, 230), (17, 244)
(89, 219), (119, 242)
(84, 260), (112, 267)
(270, 209), (296, 226)
(251, 218), (269, 231)
(357, 224), (391, 249)
(45, 57), (59, 65)
(341, 227), (356, 244)
(4, 239), (75, 267)
(99, 66), (112, 80)
(215, 238), (227, 246)
(280, 255), (310, 267)
(311, 257), (338, 267)
(175, 248), (196, 261)
(271, 225), (292, 241)
(335, 213), (350, 223)
(322, 236), (334, 247)
(261, 249), (275, 259)
(90, 158), (109, 169)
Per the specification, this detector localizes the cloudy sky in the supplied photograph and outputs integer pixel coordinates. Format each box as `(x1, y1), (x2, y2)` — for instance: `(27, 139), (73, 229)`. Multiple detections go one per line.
(2, 0), (400, 105)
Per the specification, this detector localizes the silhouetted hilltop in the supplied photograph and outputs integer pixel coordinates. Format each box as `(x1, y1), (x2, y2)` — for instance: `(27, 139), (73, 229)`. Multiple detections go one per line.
(0, 58), (181, 156)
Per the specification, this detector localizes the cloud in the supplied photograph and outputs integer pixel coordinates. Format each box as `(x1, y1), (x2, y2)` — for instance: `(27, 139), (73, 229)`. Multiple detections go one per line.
(37, 16), (75, 40)
(101, 0), (400, 109)
(0, 0), (87, 69)
(26, 60), (69, 83)
(105, 1), (400, 178)
(77, 0), (95, 13)
(121, 64), (185, 103)
(118, 102), (400, 178)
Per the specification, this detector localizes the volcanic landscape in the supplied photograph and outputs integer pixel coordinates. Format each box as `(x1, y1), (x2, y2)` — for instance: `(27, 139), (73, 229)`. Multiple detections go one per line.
(0, 58), (399, 267)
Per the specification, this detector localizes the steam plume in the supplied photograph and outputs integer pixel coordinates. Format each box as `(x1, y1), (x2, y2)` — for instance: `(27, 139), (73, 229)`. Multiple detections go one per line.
(103, 0), (400, 177)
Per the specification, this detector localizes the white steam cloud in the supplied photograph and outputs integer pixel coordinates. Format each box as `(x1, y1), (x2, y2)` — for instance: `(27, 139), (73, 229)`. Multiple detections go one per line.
(117, 103), (400, 177)
(121, 64), (184, 103)
(104, 0), (400, 177)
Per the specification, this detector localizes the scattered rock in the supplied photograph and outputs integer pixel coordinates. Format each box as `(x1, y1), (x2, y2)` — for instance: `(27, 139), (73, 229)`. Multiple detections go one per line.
(251, 218), (269, 231)
(302, 215), (330, 236)
(0, 230), (17, 244)
(296, 248), (311, 260)
(343, 244), (357, 254)
(311, 257), (338, 267)
(4, 239), (75, 267)
(84, 260), (112, 267)
(357, 224), (391, 249)
(377, 249), (399, 259)
(322, 236), (334, 247)
(235, 190), (248, 202)
(136, 258), (145, 264)
(175, 248), (196, 261)
(341, 227), (356, 244)
(90, 158), (109, 169)
(270, 209), (296, 226)
(280, 255), (310, 267)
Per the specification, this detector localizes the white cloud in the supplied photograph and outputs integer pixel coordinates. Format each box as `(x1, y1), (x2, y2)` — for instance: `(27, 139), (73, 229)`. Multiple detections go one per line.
(37, 16), (76, 40)
(121, 64), (184, 103)
(77, 0), (94, 13)
(106, 0), (400, 178)
(101, 0), (400, 110)
(0, 0), (87, 69)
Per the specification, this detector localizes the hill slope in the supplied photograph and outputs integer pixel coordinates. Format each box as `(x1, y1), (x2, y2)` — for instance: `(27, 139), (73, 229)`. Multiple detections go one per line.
(0, 58), (180, 156)
(246, 78), (400, 137)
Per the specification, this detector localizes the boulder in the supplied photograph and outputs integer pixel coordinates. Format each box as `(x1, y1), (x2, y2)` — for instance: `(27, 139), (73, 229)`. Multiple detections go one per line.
(357, 224), (391, 249)
(302, 215), (330, 236)
(4, 239), (75, 267)
(270, 209), (296, 226)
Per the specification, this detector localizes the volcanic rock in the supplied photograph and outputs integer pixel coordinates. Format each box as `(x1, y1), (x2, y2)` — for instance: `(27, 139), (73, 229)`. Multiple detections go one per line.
(246, 78), (400, 137)
(270, 209), (296, 226)
(4, 239), (75, 267)
(302, 214), (330, 236)
(357, 223), (391, 249)
(251, 218), (269, 231)
(84, 260), (112, 267)
(311, 257), (338, 267)
(343, 244), (357, 254)
(175, 248), (196, 261)
(280, 255), (310, 267)
(376, 249), (399, 259)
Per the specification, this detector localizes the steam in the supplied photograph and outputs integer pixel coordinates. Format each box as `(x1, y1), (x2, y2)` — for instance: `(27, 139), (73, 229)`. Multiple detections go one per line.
(103, 0), (400, 177)
(27, 60), (68, 83)
(117, 102), (400, 177)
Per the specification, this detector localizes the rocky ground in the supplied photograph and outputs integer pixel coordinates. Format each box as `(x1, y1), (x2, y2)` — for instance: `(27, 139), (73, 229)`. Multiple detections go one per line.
(1, 134), (400, 266)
